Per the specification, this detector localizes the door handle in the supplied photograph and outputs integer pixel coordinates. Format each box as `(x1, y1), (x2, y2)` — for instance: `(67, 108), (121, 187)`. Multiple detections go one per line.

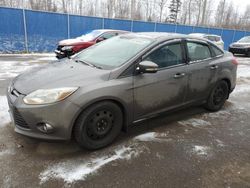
(174, 73), (186, 79)
(210, 65), (218, 70)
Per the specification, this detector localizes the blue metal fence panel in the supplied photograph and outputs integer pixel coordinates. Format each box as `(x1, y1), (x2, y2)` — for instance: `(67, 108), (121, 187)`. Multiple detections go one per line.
(156, 23), (176, 33)
(70, 15), (103, 38)
(0, 7), (250, 52)
(25, 10), (68, 52)
(233, 31), (245, 42)
(221, 29), (235, 49)
(193, 27), (209, 34)
(0, 7), (25, 52)
(132, 21), (155, 32)
(104, 18), (131, 31)
(176, 25), (193, 34)
(208, 28), (222, 36)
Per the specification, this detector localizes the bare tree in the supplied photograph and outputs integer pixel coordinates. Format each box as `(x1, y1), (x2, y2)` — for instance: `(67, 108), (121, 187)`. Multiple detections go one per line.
(158, 0), (168, 22)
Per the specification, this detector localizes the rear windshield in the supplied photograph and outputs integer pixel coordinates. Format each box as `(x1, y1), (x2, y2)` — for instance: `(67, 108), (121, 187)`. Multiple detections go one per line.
(77, 30), (103, 41)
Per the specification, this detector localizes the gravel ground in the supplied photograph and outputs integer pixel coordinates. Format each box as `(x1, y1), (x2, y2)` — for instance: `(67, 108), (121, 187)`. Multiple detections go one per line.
(0, 54), (250, 188)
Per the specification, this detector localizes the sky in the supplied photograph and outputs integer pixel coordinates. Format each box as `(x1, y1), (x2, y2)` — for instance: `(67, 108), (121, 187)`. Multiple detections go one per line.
(229, 0), (250, 12)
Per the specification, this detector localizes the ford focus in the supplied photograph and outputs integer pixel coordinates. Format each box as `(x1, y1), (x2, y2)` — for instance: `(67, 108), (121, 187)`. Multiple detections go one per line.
(7, 33), (238, 150)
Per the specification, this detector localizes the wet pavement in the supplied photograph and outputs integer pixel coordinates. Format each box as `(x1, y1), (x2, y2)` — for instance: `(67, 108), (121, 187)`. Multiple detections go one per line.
(0, 54), (250, 188)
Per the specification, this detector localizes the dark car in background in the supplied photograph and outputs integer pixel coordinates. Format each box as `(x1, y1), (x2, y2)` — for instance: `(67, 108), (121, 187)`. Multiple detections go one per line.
(229, 36), (250, 56)
(55, 29), (129, 59)
(8, 33), (237, 150)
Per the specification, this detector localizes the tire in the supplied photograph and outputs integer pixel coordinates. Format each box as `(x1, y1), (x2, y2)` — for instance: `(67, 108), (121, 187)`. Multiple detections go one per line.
(74, 101), (123, 150)
(205, 80), (229, 112)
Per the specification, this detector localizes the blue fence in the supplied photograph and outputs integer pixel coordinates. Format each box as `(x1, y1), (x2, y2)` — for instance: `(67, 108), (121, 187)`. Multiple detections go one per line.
(0, 6), (249, 52)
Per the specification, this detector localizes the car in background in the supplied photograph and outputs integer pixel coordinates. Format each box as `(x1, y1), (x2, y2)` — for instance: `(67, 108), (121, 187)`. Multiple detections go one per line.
(229, 36), (250, 57)
(55, 29), (129, 59)
(8, 33), (237, 150)
(189, 33), (224, 49)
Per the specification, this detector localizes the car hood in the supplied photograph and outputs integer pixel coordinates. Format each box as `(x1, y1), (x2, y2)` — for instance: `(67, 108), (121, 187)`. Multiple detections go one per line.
(59, 38), (90, 46)
(13, 60), (111, 95)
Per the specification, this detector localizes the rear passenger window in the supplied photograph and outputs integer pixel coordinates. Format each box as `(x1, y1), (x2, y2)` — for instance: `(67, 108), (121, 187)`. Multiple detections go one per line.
(211, 45), (223, 56)
(207, 36), (216, 42)
(187, 42), (211, 62)
(145, 43), (183, 68)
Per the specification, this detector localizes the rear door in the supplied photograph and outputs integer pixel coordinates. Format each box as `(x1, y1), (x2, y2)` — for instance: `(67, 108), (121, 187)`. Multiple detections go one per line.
(133, 40), (188, 120)
(185, 40), (219, 103)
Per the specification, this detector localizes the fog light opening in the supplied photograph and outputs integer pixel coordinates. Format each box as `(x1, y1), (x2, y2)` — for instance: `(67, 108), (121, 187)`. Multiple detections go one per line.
(37, 123), (54, 133)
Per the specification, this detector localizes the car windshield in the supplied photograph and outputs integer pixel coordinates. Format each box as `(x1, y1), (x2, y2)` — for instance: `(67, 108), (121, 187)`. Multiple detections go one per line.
(76, 30), (103, 41)
(74, 35), (154, 69)
(238, 36), (250, 43)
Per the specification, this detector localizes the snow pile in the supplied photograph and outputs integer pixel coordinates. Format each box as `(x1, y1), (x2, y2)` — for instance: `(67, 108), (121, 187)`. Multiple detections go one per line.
(178, 118), (211, 127)
(39, 145), (143, 184)
(0, 96), (11, 127)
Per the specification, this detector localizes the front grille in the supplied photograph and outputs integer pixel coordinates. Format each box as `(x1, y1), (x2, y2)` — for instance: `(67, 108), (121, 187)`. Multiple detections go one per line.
(232, 45), (246, 48)
(13, 108), (30, 129)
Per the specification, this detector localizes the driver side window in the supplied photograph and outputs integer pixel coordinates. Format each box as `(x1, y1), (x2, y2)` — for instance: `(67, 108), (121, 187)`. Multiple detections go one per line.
(145, 43), (183, 68)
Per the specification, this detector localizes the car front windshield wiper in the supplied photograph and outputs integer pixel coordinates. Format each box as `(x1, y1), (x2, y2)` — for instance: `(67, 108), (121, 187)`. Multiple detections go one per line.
(74, 59), (102, 69)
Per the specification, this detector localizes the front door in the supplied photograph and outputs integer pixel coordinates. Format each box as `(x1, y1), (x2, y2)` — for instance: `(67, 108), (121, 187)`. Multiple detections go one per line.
(133, 41), (188, 120)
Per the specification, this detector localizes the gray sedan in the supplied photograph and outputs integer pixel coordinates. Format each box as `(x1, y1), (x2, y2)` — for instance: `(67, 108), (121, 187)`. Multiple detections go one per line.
(7, 33), (238, 150)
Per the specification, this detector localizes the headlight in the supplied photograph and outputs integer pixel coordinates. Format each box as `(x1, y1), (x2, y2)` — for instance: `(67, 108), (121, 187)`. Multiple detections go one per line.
(23, 87), (78, 105)
(62, 46), (73, 51)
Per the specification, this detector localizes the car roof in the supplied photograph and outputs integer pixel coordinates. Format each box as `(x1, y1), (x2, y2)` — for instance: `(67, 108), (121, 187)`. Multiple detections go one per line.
(123, 32), (210, 43)
(128, 32), (186, 40)
(189, 33), (221, 37)
(94, 29), (130, 33)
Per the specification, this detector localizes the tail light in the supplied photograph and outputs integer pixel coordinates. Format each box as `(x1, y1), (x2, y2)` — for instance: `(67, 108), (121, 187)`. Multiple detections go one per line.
(232, 57), (239, 66)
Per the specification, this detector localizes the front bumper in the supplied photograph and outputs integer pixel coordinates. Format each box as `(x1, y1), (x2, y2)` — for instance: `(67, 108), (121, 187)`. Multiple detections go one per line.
(229, 47), (250, 55)
(7, 87), (81, 141)
(55, 46), (75, 59)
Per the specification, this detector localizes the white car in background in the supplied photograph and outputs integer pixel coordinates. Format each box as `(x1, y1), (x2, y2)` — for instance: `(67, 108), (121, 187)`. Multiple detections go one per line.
(189, 33), (224, 50)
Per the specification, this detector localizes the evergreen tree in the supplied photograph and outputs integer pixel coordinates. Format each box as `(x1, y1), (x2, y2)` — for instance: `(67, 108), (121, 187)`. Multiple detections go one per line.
(168, 0), (182, 23)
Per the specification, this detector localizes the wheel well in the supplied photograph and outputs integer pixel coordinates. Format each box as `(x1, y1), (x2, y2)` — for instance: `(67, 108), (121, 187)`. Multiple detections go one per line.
(221, 78), (231, 98)
(71, 99), (128, 139)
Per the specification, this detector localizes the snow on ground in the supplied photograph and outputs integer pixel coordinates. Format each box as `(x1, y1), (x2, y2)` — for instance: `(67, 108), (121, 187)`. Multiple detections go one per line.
(39, 145), (144, 184)
(192, 145), (210, 156)
(237, 65), (250, 78)
(0, 149), (15, 157)
(40, 131), (173, 184)
(133, 132), (170, 142)
(0, 96), (10, 127)
(0, 61), (37, 80)
(0, 53), (56, 80)
(178, 118), (212, 127)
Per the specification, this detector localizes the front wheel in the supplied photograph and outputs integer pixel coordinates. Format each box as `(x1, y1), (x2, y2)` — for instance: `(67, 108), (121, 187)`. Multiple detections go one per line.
(204, 80), (229, 112)
(74, 101), (123, 150)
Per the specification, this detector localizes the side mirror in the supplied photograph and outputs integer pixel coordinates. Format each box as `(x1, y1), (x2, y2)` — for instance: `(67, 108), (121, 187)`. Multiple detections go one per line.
(137, 61), (158, 74)
(96, 37), (105, 43)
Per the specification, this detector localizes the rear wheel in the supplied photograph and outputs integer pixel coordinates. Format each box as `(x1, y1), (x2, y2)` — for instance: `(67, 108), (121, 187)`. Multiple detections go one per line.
(205, 80), (229, 112)
(74, 101), (123, 150)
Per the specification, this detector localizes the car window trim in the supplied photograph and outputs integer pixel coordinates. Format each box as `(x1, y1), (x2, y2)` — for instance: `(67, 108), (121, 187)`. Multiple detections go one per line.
(208, 42), (225, 58)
